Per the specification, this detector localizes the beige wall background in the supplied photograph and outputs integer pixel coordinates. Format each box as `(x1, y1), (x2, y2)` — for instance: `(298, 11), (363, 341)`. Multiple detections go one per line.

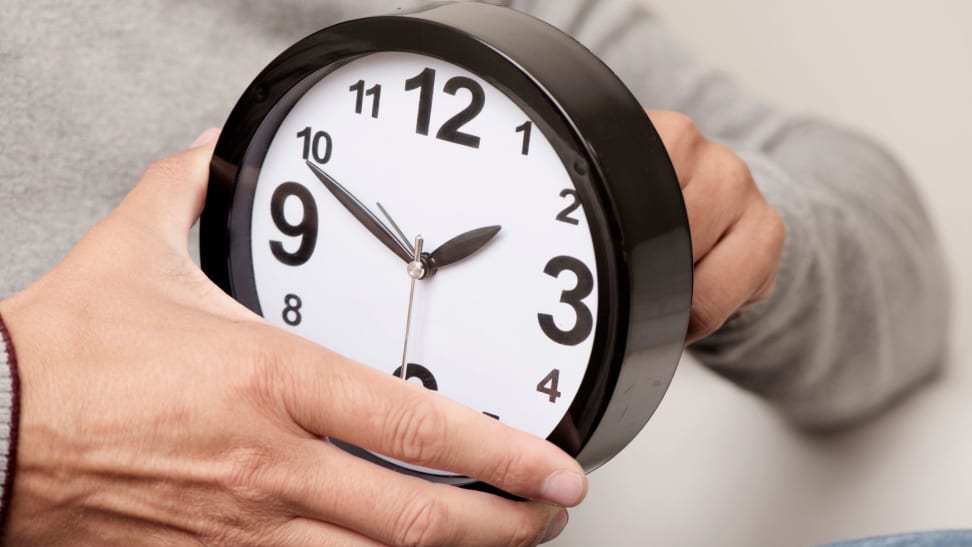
(553, 2), (972, 546)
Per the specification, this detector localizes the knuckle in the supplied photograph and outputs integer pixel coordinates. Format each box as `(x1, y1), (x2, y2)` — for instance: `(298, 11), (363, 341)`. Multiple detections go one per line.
(509, 513), (545, 547)
(388, 398), (448, 465)
(655, 111), (702, 153)
(689, 291), (726, 341)
(243, 335), (300, 410)
(395, 495), (451, 547)
(485, 445), (526, 491)
(222, 444), (284, 502)
(717, 150), (755, 196)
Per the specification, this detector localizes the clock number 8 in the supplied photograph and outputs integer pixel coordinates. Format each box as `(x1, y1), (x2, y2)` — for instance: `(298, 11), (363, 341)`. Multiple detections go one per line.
(282, 294), (303, 326)
(538, 256), (594, 346)
(269, 182), (319, 266)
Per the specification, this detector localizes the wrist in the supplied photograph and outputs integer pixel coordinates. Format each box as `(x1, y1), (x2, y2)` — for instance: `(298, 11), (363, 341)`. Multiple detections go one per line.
(0, 307), (22, 539)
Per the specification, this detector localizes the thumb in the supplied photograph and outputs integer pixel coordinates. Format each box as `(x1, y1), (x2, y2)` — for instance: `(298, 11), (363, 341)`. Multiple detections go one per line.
(118, 128), (221, 251)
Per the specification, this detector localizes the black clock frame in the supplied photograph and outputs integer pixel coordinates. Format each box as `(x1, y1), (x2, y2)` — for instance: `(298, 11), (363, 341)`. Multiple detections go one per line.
(202, 2), (692, 495)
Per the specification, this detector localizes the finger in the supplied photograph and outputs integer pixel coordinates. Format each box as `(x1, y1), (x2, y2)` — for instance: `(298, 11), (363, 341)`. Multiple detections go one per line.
(118, 129), (221, 250)
(646, 110), (703, 188)
(275, 346), (587, 507)
(270, 517), (383, 547)
(680, 143), (756, 263)
(686, 201), (784, 344)
(278, 438), (562, 546)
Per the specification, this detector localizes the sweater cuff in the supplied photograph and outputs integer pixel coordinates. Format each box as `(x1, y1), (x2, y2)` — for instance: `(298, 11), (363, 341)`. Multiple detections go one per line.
(0, 312), (20, 535)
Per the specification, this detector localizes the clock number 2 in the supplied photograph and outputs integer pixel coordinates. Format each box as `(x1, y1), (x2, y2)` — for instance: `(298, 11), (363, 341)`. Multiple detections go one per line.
(405, 68), (484, 149)
(269, 182), (319, 266)
(538, 256), (594, 346)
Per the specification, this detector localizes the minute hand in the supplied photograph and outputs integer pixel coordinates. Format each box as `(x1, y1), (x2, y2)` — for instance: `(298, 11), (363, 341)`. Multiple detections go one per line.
(305, 161), (412, 263)
(428, 225), (502, 272)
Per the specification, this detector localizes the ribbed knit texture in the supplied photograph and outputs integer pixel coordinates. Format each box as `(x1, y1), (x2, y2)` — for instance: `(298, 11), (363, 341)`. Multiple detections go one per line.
(0, 313), (20, 534)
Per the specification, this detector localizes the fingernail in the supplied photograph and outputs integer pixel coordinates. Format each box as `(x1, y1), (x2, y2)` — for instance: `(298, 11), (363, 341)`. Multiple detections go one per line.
(191, 128), (221, 149)
(542, 470), (586, 507)
(541, 510), (569, 543)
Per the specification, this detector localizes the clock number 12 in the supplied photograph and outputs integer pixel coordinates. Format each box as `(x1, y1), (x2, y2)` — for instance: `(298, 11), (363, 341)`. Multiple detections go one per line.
(405, 67), (484, 149)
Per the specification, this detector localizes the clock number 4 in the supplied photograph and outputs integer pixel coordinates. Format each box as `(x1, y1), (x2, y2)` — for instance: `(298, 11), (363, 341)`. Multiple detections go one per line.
(538, 256), (594, 346)
(269, 182), (319, 266)
(537, 369), (563, 403)
(405, 67), (484, 149)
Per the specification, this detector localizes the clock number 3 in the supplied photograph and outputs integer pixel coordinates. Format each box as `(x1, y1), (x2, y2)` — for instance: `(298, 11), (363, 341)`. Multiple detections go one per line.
(269, 182), (319, 266)
(538, 256), (594, 346)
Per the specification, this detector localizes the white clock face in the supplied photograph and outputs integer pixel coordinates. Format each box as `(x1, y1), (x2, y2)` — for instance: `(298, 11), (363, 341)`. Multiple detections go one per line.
(250, 51), (599, 472)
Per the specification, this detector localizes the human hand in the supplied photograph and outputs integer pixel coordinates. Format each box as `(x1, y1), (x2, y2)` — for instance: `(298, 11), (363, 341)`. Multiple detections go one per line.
(649, 111), (785, 344)
(0, 130), (584, 546)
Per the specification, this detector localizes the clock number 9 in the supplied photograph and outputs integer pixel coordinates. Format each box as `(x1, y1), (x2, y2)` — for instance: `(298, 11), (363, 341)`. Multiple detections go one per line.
(538, 256), (594, 346)
(269, 182), (319, 266)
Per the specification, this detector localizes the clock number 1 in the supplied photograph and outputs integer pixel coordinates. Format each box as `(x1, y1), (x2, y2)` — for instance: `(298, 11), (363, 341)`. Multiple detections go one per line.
(515, 121), (533, 156)
(538, 256), (594, 346)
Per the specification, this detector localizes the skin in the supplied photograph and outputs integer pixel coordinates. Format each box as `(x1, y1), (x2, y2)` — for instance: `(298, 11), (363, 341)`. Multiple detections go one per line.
(647, 111), (786, 344)
(0, 111), (784, 545)
(0, 130), (579, 546)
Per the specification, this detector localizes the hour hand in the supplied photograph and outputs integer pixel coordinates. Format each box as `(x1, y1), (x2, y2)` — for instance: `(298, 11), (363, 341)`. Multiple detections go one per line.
(305, 161), (412, 263)
(428, 225), (502, 272)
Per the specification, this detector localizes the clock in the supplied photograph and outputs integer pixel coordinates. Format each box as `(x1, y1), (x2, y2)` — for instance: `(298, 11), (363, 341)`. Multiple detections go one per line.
(201, 2), (692, 493)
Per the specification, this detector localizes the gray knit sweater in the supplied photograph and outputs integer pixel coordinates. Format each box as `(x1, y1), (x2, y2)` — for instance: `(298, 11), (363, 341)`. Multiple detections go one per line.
(0, 0), (950, 522)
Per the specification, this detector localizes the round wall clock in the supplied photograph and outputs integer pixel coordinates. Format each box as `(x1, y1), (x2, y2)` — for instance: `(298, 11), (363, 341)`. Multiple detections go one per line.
(202, 1), (692, 493)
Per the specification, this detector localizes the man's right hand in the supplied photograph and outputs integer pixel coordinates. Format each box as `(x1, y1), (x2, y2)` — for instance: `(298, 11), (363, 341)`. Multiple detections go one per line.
(0, 130), (585, 546)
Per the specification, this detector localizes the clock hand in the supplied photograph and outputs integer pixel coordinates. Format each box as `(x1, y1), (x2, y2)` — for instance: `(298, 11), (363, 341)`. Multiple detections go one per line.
(305, 161), (412, 263)
(399, 235), (426, 380)
(376, 201), (415, 256)
(427, 225), (502, 272)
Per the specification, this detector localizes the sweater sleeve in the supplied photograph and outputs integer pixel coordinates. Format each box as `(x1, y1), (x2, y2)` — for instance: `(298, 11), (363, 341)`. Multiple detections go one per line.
(509, 0), (951, 428)
(0, 312), (19, 528)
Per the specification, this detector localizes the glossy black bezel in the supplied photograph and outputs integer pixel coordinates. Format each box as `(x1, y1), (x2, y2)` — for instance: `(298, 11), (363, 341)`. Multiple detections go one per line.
(202, 2), (692, 493)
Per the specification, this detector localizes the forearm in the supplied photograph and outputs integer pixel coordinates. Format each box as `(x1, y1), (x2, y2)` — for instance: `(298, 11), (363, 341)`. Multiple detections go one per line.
(693, 127), (950, 428)
(532, 0), (950, 427)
